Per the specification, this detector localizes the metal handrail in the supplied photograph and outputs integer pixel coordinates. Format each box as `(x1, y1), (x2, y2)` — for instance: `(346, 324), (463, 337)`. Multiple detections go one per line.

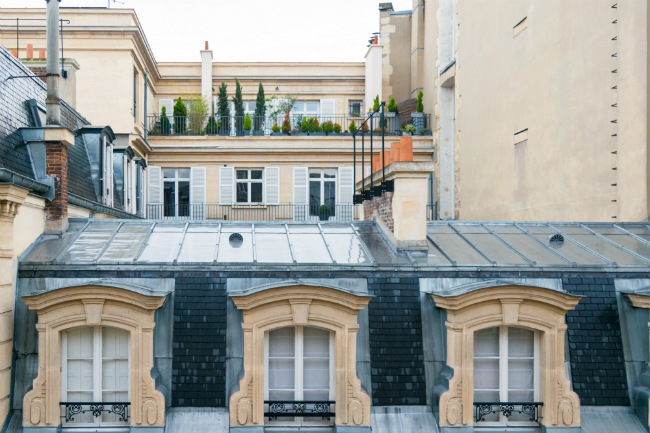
(60, 401), (130, 423)
(264, 400), (335, 420)
(146, 203), (358, 221)
(473, 401), (543, 424)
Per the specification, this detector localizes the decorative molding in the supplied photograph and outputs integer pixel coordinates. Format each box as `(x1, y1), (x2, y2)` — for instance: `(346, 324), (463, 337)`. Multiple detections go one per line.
(432, 285), (581, 429)
(22, 285), (167, 428)
(0, 184), (29, 221)
(229, 285), (372, 428)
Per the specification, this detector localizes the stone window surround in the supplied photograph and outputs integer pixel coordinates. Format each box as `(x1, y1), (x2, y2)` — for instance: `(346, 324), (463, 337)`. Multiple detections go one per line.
(432, 285), (582, 431)
(228, 285), (372, 429)
(21, 285), (167, 430)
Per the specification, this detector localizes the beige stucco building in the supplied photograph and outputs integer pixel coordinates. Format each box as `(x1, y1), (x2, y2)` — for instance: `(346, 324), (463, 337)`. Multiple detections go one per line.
(379, 0), (650, 222)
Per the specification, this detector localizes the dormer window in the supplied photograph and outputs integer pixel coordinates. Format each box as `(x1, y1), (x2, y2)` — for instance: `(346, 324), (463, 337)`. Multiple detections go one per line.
(102, 136), (114, 207)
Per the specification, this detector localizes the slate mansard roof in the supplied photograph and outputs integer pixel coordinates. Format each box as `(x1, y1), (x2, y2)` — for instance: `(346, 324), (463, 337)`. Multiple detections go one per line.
(19, 219), (650, 272)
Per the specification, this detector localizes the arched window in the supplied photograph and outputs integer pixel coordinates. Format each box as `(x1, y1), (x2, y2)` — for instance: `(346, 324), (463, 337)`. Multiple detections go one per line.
(61, 327), (130, 426)
(473, 327), (539, 426)
(265, 326), (334, 426)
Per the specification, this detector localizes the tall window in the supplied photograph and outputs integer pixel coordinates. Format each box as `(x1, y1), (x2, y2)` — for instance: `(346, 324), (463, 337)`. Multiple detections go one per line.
(309, 169), (336, 216)
(163, 168), (190, 217)
(236, 169), (263, 204)
(265, 327), (333, 425)
(292, 101), (319, 118)
(348, 100), (363, 117)
(61, 327), (129, 427)
(102, 136), (113, 207)
(473, 327), (538, 426)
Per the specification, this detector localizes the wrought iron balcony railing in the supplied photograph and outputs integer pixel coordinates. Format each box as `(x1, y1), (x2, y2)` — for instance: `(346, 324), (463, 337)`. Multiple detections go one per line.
(61, 401), (130, 423)
(473, 401), (543, 425)
(264, 400), (335, 421)
(146, 203), (358, 221)
(146, 113), (431, 137)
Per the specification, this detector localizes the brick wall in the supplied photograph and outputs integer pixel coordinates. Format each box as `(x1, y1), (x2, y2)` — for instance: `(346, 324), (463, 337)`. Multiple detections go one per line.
(44, 142), (68, 226)
(564, 276), (630, 406)
(27, 66), (47, 83)
(172, 277), (227, 407)
(363, 191), (394, 232)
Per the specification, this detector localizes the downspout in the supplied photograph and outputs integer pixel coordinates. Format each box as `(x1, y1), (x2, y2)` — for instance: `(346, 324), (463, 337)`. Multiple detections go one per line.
(144, 72), (148, 143)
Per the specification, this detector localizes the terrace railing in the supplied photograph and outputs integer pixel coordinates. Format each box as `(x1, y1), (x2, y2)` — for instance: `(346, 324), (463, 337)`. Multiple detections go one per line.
(146, 203), (357, 221)
(473, 401), (543, 425)
(264, 400), (335, 421)
(61, 401), (130, 424)
(146, 113), (431, 137)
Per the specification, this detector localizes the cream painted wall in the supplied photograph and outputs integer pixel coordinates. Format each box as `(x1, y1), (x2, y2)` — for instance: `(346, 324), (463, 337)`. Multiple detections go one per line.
(381, 11), (413, 104)
(453, 0), (645, 221)
(12, 195), (45, 257)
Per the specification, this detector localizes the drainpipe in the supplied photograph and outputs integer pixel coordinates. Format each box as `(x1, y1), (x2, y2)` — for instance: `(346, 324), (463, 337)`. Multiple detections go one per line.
(45, 0), (61, 126)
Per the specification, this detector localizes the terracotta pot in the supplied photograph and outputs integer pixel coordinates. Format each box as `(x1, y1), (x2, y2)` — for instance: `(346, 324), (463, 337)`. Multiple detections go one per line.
(399, 136), (413, 162)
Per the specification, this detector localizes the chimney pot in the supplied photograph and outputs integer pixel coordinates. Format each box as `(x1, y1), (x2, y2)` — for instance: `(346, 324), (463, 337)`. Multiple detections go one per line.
(39, 50), (46, 59)
(27, 44), (34, 59)
(205, 41), (209, 50)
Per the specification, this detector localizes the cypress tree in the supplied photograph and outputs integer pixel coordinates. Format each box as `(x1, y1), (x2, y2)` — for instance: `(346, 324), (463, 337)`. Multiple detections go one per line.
(232, 78), (244, 135)
(217, 82), (229, 134)
(254, 82), (266, 131)
(160, 106), (171, 135)
(173, 97), (187, 134)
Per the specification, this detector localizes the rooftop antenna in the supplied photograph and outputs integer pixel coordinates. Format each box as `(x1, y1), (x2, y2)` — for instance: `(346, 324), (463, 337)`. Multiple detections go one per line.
(107, 0), (125, 8)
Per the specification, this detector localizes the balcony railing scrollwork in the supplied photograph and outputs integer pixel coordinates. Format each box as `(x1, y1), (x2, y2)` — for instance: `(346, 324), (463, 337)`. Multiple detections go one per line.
(264, 400), (335, 421)
(61, 401), (130, 423)
(473, 401), (543, 425)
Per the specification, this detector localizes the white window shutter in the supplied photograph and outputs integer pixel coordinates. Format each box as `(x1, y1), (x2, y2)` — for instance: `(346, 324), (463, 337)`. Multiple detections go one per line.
(293, 167), (308, 221)
(159, 99), (173, 118)
(190, 167), (207, 205)
(264, 167), (280, 205)
(320, 99), (335, 117)
(338, 167), (353, 204)
(147, 166), (162, 207)
(219, 166), (235, 205)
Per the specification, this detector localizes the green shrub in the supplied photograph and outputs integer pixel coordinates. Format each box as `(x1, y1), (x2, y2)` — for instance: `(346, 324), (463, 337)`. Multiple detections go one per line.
(173, 97), (187, 134)
(244, 113), (252, 131)
(373, 94), (380, 111)
(205, 115), (219, 135)
(217, 83), (230, 134)
(281, 119), (291, 133)
(272, 123), (280, 133)
(301, 116), (309, 132)
(322, 120), (334, 135)
(160, 106), (171, 135)
(254, 82), (266, 130)
(333, 123), (342, 133)
(387, 97), (397, 113)
(402, 124), (416, 134)
(417, 90), (423, 112)
(232, 78), (244, 133)
(349, 120), (357, 133)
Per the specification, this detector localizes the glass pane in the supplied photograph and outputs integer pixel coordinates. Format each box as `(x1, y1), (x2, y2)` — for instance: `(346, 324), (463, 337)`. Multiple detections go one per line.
(67, 360), (93, 393)
(251, 183), (263, 203)
(305, 102), (318, 112)
(187, 224), (221, 232)
(303, 358), (329, 390)
(323, 234), (369, 264)
(236, 183), (248, 203)
(177, 169), (190, 178)
(304, 390), (329, 401)
(508, 328), (534, 357)
(569, 234), (645, 265)
(102, 327), (129, 358)
(256, 233), (293, 263)
(236, 170), (248, 179)
(163, 169), (175, 178)
(67, 328), (94, 358)
(309, 181), (321, 209)
(178, 181), (190, 217)
(163, 182), (175, 217)
(304, 328), (329, 357)
(508, 390), (534, 402)
(268, 358), (295, 390)
(137, 232), (183, 262)
(87, 222), (121, 232)
(474, 328), (499, 357)
(324, 182), (336, 208)
(269, 328), (295, 357)
(289, 233), (332, 263)
(251, 170), (263, 179)
(508, 359), (534, 389)
(268, 389), (295, 402)
(530, 234), (607, 265)
(323, 169), (336, 178)
(177, 232), (219, 263)
(473, 359), (499, 390)
(473, 391), (500, 422)
(101, 391), (129, 422)
(66, 391), (94, 423)
(464, 233), (528, 265)
(428, 233), (491, 265)
(499, 233), (569, 266)
(217, 231), (253, 262)
(99, 232), (149, 262)
(102, 360), (129, 392)
(59, 232), (114, 262)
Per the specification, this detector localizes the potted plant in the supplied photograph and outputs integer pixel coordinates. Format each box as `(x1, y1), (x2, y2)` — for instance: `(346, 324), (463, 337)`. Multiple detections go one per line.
(205, 115), (219, 135)
(281, 118), (291, 134)
(411, 90), (425, 134)
(160, 106), (171, 135)
(421, 128), (432, 136)
(244, 113), (252, 135)
(217, 82), (230, 136)
(333, 123), (342, 134)
(173, 97), (187, 135)
(349, 120), (358, 134)
(322, 120), (334, 136)
(401, 124), (416, 136)
(385, 96), (399, 134)
(318, 204), (331, 221)
(253, 82), (265, 135)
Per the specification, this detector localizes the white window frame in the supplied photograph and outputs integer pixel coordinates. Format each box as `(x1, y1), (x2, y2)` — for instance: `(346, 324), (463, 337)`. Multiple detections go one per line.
(309, 169), (337, 208)
(292, 101), (319, 118)
(163, 168), (191, 217)
(473, 326), (539, 427)
(236, 169), (264, 204)
(102, 136), (113, 207)
(61, 326), (131, 428)
(264, 326), (335, 427)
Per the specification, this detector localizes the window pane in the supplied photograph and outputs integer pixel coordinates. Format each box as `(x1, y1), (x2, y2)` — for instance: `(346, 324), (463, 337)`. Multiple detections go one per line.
(251, 183), (263, 203)
(251, 170), (263, 180)
(303, 358), (329, 390)
(508, 328), (534, 358)
(508, 359), (534, 390)
(304, 390), (330, 401)
(237, 183), (249, 203)
(310, 181), (321, 210)
(178, 181), (190, 217)
(237, 170), (248, 180)
(473, 391), (500, 422)
(305, 102), (318, 112)
(163, 169), (175, 178)
(474, 328), (499, 357)
(508, 390), (534, 403)
(163, 182), (175, 216)
(323, 169), (336, 178)
(473, 359), (499, 390)
(269, 328), (295, 357)
(102, 327), (129, 358)
(67, 360), (94, 393)
(324, 181), (336, 208)
(68, 328), (94, 359)
(102, 360), (129, 393)
(177, 169), (190, 179)
(269, 358), (295, 391)
(304, 328), (329, 357)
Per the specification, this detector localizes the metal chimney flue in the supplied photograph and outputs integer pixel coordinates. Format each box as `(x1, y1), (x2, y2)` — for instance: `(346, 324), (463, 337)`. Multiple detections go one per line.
(45, 0), (61, 125)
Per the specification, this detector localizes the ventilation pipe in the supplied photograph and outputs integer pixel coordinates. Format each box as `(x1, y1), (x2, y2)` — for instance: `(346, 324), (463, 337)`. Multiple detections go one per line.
(45, 0), (61, 125)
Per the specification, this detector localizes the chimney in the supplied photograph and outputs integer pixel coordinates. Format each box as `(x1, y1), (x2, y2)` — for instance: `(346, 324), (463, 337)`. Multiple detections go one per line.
(44, 0), (74, 232)
(357, 137), (434, 250)
(364, 41), (382, 121)
(201, 41), (213, 104)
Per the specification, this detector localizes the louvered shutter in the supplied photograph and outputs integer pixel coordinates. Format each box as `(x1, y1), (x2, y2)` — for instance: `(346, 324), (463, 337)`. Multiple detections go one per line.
(190, 167), (206, 219)
(338, 167), (354, 221)
(264, 167), (280, 205)
(320, 99), (335, 122)
(293, 167), (308, 221)
(219, 166), (235, 205)
(147, 166), (162, 218)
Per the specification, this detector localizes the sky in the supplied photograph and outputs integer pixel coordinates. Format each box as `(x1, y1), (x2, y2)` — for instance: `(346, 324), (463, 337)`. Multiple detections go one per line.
(1, 0), (414, 62)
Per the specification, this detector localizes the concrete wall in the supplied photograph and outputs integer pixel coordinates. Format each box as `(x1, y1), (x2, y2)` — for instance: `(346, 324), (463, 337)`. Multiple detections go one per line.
(380, 9), (412, 105)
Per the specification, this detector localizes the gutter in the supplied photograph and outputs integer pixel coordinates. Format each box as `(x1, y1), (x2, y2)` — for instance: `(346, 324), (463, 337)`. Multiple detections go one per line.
(0, 168), (51, 197)
(68, 193), (141, 219)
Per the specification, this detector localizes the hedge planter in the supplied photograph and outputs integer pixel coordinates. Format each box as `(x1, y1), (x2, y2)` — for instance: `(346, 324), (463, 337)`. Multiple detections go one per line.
(411, 112), (425, 135)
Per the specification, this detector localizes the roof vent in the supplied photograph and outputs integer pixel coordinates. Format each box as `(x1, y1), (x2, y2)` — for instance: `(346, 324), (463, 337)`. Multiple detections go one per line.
(229, 232), (243, 247)
(549, 233), (564, 246)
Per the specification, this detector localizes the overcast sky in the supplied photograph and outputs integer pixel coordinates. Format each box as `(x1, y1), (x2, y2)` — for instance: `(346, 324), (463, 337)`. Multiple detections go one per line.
(1, 0), (413, 62)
